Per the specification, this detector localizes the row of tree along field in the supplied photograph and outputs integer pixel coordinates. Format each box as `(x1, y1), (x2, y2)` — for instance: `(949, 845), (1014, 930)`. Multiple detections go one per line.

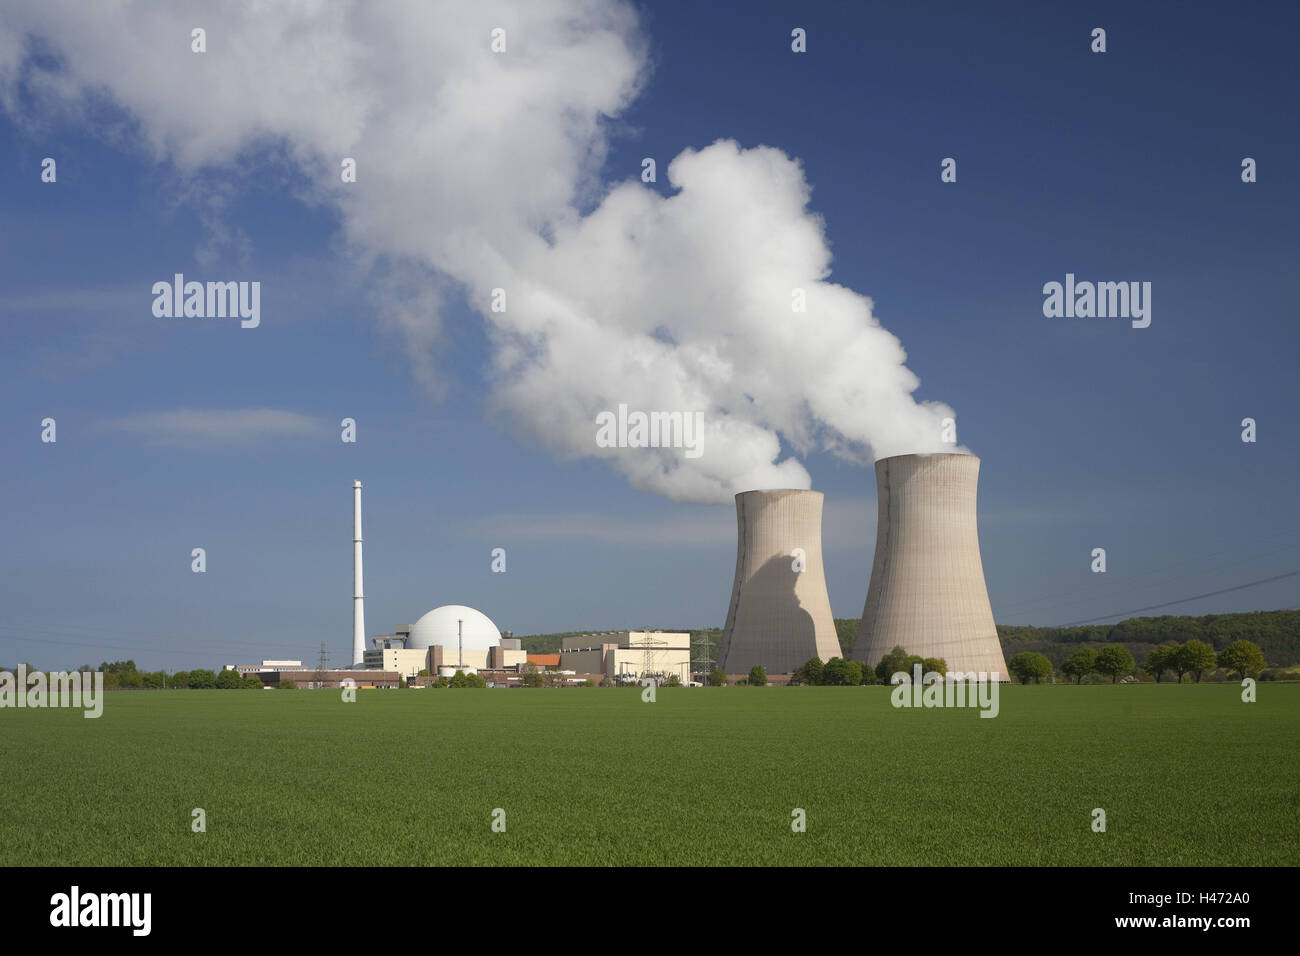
(0, 663), (501, 691)
(774, 639), (1277, 687)
(992, 610), (1300, 668)
(0, 660), (267, 689)
(785, 649), (948, 687)
(1007, 637), (1279, 684)
(12, 610), (1297, 687)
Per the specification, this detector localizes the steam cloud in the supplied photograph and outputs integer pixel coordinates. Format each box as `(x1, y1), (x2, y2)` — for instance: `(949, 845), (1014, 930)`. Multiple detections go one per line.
(1, 0), (964, 503)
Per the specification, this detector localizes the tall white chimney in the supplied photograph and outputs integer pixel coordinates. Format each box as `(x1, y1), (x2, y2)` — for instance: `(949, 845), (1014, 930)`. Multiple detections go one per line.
(352, 480), (365, 667)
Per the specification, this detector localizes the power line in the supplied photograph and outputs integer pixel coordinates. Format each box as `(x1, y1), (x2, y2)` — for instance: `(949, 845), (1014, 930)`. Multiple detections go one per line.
(995, 534), (1300, 618)
(1056, 568), (1300, 627)
(314, 641), (329, 688)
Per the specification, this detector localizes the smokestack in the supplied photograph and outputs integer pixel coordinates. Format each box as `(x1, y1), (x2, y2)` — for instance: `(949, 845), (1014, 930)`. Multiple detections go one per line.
(852, 454), (1009, 678)
(718, 489), (841, 676)
(352, 480), (365, 668)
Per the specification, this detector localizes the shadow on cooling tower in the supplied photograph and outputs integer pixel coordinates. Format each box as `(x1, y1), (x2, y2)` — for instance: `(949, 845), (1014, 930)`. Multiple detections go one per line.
(721, 553), (817, 675)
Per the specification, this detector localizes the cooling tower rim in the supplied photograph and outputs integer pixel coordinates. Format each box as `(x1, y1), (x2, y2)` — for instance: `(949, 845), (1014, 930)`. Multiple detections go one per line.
(873, 452), (980, 465)
(732, 487), (823, 500)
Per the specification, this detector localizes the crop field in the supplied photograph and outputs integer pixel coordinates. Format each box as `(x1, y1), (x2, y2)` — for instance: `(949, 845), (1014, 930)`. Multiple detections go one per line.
(2, 684), (1296, 866)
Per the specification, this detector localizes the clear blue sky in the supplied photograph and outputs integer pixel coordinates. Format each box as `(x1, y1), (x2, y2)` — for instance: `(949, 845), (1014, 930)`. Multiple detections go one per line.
(1, 1), (1297, 671)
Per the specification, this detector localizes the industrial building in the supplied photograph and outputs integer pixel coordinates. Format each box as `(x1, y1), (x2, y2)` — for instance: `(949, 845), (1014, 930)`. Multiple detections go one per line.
(367, 605), (527, 679)
(257, 668), (399, 689)
(717, 490), (842, 675)
(559, 631), (692, 683)
(230, 660), (305, 678)
(851, 453), (1010, 680)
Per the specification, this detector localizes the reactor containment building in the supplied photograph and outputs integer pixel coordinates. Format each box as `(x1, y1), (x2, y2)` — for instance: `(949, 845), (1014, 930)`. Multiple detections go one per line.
(851, 453), (1009, 679)
(718, 489), (842, 675)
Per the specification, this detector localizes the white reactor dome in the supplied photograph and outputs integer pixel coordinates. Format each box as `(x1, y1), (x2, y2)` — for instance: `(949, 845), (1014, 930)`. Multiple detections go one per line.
(406, 605), (502, 651)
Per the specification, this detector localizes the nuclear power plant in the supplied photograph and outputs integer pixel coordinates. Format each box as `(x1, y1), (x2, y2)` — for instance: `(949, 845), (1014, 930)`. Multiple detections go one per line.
(717, 489), (842, 675)
(852, 453), (1009, 679)
(235, 462), (1010, 687)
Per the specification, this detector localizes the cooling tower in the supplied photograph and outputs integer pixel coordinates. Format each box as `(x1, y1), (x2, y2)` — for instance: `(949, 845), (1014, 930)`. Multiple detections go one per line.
(852, 453), (1008, 679)
(718, 489), (842, 675)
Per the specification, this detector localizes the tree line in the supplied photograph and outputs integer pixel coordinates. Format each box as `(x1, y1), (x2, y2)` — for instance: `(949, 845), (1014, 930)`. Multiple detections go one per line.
(994, 610), (1300, 669)
(0, 660), (264, 689)
(1007, 638), (1270, 684)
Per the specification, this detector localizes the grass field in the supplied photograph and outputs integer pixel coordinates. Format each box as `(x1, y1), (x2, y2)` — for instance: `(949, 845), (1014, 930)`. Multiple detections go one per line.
(2, 684), (1296, 866)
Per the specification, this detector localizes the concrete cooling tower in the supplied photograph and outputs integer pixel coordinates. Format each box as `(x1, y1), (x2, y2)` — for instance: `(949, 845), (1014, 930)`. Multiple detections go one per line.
(851, 453), (1009, 679)
(718, 489), (842, 675)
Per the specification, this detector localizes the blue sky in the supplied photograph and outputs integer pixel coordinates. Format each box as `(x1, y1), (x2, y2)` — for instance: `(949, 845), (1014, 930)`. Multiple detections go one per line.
(1, 1), (1297, 670)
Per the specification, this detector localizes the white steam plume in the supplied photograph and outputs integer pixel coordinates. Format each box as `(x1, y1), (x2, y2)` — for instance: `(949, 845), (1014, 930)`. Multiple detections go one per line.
(0, 0), (964, 503)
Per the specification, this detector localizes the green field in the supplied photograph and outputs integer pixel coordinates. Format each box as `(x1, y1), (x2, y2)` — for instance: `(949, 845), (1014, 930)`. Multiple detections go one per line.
(2, 684), (1296, 866)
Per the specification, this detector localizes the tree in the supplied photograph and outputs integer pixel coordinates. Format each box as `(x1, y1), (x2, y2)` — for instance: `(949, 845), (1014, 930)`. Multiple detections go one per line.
(417, 668), (430, 677)
(748, 665), (767, 686)
(519, 662), (543, 688)
(1095, 645), (1136, 683)
(663, 673), (682, 687)
(464, 672), (487, 688)
(215, 668), (245, 689)
(1176, 639), (1217, 683)
(708, 668), (727, 687)
(1008, 652), (1053, 684)
(448, 670), (468, 688)
(1169, 643), (1189, 683)
(187, 669), (217, 689)
(279, 679), (297, 689)
(821, 657), (862, 686)
(1061, 647), (1097, 684)
(875, 646), (911, 683)
(1217, 640), (1266, 680)
(793, 657), (824, 686)
(171, 671), (190, 689)
(1143, 645), (1174, 683)
(921, 657), (947, 677)
(243, 674), (264, 689)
